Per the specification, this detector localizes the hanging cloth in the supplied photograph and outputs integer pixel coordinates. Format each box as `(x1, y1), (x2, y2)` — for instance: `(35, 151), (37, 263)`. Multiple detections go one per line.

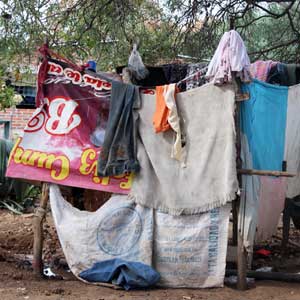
(206, 30), (251, 85)
(153, 84), (185, 162)
(250, 60), (277, 82)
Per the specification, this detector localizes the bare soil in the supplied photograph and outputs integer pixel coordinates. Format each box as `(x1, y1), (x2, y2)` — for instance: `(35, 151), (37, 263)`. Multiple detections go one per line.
(0, 209), (300, 300)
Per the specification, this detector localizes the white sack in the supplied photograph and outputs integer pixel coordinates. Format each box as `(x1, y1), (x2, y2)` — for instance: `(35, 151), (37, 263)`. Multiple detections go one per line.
(50, 184), (230, 288)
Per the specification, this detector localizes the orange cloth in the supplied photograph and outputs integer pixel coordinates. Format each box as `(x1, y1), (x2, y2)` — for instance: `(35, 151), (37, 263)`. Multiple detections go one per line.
(153, 85), (171, 133)
(153, 85), (179, 133)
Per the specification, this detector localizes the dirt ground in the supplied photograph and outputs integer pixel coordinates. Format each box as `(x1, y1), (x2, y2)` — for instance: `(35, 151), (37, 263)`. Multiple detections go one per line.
(1, 209), (300, 300)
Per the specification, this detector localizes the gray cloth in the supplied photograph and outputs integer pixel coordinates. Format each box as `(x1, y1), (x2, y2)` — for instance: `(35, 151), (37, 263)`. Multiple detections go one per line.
(97, 81), (140, 177)
(130, 83), (238, 215)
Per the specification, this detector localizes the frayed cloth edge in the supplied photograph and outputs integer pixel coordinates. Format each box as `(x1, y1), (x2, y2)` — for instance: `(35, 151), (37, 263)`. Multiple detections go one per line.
(128, 189), (237, 216)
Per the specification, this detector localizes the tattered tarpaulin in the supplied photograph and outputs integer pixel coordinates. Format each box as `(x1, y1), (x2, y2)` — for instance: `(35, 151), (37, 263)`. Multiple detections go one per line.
(6, 59), (132, 193)
(50, 184), (230, 288)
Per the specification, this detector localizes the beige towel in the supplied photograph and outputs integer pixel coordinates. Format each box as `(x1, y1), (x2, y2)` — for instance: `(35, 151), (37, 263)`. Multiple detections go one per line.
(130, 83), (238, 215)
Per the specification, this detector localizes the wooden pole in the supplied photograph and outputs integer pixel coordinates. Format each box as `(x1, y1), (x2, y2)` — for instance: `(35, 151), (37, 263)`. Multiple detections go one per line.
(32, 183), (49, 278)
(232, 201), (238, 246)
(234, 86), (248, 290)
(238, 168), (295, 177)
(237, 230), (248, 290)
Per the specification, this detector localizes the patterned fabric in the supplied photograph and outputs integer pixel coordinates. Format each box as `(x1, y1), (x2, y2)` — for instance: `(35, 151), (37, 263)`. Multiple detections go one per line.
(186, 63), (208, 90)
(250, 60), (277, 82)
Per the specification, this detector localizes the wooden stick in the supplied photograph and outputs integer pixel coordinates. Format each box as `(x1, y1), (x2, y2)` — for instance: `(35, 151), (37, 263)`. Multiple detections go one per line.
(33, 183), (49, 278)
(232, 201), (238, 246)
(238, 168), (296, 177)
(234, 97), (248, 291)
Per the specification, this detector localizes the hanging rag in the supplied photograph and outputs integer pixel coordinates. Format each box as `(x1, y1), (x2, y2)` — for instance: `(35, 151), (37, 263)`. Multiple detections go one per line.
(131, 83), (238, 215)
(250, 60), (277, 82)
(206, 30), (251, 85)
(153, 84), (185, 162)
(97, 81), (140, 177)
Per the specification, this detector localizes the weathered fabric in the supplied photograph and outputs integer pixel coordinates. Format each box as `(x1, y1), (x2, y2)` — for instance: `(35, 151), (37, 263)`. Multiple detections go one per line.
(130, 83), (238, 215)
(50, 184), (231, 288)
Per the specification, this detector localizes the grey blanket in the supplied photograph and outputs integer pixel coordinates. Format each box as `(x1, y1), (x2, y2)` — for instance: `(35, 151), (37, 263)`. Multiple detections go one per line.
(130, 83), (238, 215)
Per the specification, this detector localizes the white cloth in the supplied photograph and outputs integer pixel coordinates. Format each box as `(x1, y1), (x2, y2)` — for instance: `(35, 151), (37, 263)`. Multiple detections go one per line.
(206, 30), (251, 85)
(255, 176), (286, 242)
(163, 84), (185, 162)
(131, 83), (238, 215)
(49, 184), (231, 288)
(285, 84), (300, 198)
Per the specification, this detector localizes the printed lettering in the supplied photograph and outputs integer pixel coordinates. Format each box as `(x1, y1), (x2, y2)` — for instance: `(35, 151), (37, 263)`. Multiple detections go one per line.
(48, 62), (63, 75)
(24, 107), (46, 133)
(11, 143), (70, 181)
(45, 97), (81, 135)
(64, 68), (82, 84)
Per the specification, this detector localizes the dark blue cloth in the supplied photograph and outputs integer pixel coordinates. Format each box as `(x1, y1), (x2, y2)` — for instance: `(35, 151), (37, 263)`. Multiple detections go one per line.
(79, 259), (160, 290)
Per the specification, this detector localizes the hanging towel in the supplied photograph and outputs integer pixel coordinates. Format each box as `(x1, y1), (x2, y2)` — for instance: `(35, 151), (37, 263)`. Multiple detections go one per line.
(131, 83), (238, 215)
(206, 30), (251, 85)
(97, 81), (140, 177)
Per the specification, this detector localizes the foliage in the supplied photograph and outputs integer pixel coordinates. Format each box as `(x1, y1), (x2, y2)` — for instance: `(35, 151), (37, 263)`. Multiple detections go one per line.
(0, 1), (300, 75)
(0, 66), (15, 109)
(0, 184), (41, 214)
